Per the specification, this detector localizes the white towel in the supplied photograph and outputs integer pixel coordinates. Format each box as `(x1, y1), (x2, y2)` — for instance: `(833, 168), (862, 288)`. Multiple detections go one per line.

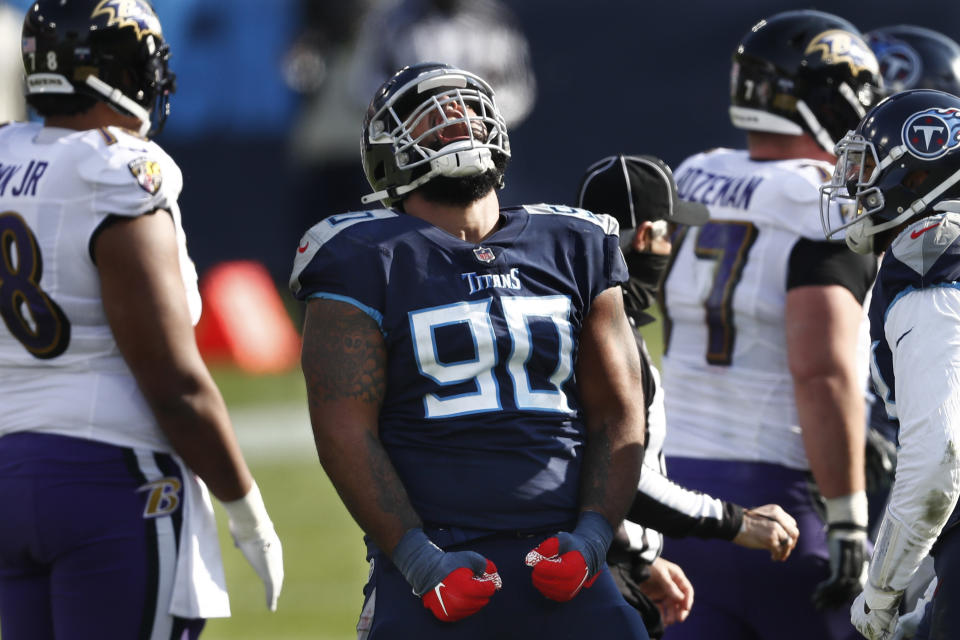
(169, 459), (231, 618)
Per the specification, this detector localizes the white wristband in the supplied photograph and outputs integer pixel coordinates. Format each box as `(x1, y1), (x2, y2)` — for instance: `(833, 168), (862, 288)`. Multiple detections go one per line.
(824, 490), (869, 527)
(222, 481), (273, 539)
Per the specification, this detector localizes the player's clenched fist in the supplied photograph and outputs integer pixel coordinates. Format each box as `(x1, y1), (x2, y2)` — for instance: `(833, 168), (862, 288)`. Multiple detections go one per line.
(392, 528), (501, 622)
(525, 511), (614, 602)
(422, 559), (502, 622)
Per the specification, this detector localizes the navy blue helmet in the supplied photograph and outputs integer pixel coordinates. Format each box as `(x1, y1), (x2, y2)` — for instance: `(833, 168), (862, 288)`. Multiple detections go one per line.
(360, 62), (510, 208)
(867, 25), (960, 97)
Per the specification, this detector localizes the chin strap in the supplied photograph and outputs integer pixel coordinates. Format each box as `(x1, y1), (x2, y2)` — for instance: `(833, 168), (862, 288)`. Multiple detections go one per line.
(85, 75), (151, 137)
(361, 145), (496, 206)
(361, 168), (440, 205)
(796, 99), (837, 154)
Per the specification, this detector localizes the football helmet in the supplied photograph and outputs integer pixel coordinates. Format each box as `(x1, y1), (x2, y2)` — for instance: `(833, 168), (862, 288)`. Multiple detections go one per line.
(820, 89), (960, 254)
(730, 10), (882, 154)
(22, 0), (176, 137)
(360, 62), (510, 209)
(867, 25), (960, 97)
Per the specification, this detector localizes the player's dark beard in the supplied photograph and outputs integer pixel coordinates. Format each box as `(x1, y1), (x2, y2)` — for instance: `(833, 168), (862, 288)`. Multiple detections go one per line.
(417, 153), (508, 207)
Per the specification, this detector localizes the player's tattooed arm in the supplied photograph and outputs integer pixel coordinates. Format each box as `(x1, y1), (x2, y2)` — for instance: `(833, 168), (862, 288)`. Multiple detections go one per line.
(575, 286), (646, 525)
(301, 298), (421, 554)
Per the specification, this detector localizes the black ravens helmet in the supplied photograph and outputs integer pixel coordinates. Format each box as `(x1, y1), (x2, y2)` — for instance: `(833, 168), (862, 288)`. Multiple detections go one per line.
(867, 25), (960, 97)
(821, 89), (960, 254)
(360, 62), (511, 209)
(730, 9), (882, 154)
(22, 0), (176, 137)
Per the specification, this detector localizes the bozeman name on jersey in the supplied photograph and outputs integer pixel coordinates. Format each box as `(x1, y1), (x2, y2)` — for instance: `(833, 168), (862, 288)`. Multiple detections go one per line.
(0, 122), (200, 452)
(661, 148), (874, 470)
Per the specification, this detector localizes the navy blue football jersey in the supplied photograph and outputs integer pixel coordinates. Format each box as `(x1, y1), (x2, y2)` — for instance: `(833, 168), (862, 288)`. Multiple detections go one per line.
(290, 204), (627, 531)
(869, 212), (960, 416)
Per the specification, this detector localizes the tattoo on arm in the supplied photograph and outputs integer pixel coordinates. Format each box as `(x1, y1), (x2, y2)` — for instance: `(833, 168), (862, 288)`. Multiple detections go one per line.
(301, 300), (421, 545)
(301, 300), (386, 407)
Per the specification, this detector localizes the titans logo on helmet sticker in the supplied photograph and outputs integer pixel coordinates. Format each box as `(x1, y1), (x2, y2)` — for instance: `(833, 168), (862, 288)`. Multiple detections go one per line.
(872, 39), (922, 91)
(91, 0), (162, 41)
(805, 30), (880, 77)
(902, 108), (960, 159)
(128, 157), (163, 194)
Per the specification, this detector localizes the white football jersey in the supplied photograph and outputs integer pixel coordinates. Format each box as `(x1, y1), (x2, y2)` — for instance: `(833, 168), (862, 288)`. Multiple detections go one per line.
(0, 122), (200, 452)
(661, 148), (868, 470)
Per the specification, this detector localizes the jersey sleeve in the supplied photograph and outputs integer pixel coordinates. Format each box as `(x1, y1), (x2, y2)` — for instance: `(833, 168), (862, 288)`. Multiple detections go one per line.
(787, 238), (878, 303)
(522, 204), (628, 303)
(603, 218), (629, 289)
(289, 211), (396, 326)
(883, 287), (960, 561)
(76, 129), (180, 217)
(626, 462), (744, 540)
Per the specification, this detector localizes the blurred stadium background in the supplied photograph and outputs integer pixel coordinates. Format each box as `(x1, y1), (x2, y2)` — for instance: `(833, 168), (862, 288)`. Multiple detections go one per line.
(2, 0), (959, 637)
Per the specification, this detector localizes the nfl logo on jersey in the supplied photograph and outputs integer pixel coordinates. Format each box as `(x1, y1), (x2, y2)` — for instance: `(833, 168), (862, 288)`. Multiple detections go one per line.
(473, 246), (496, 263)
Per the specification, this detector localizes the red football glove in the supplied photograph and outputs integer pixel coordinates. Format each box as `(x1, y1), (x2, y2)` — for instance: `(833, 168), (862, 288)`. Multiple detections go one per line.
(422, 559), (502, 622)
(525, 536), (600, 602)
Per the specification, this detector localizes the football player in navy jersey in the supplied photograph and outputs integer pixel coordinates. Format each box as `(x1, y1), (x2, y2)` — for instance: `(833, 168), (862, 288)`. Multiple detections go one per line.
(656, 10), (882, 640)
(858, 26), (960, 633)
(863, 22), (960, 533)
(821, 88), (960, 640)
(576, 154), (801, 638)
(0, 1), (283, 638)
(290, 63), (649, 638)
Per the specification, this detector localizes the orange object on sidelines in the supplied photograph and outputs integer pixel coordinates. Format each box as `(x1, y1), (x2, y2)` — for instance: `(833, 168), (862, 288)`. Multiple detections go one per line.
(194, 260), (301, 374)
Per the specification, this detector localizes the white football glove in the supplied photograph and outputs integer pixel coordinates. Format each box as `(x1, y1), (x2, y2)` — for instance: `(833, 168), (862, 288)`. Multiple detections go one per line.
(222, 481), (284, 611)
(851, 582), (902, 640)
(892, 576), (937, 640)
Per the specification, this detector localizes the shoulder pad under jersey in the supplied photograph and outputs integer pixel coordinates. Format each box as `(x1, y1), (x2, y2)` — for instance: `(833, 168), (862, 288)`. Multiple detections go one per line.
(522, 203), (620, 236)
(289, 209), (399, 295)
(75, 126), (181, 217)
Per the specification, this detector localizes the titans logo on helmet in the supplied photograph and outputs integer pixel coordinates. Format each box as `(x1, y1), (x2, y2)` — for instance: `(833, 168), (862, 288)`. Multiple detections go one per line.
(805, 30), (880, 77)
(91, 0), (162, 41)
(873, 40), (923, 91)
(902, 108), (960, 159)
